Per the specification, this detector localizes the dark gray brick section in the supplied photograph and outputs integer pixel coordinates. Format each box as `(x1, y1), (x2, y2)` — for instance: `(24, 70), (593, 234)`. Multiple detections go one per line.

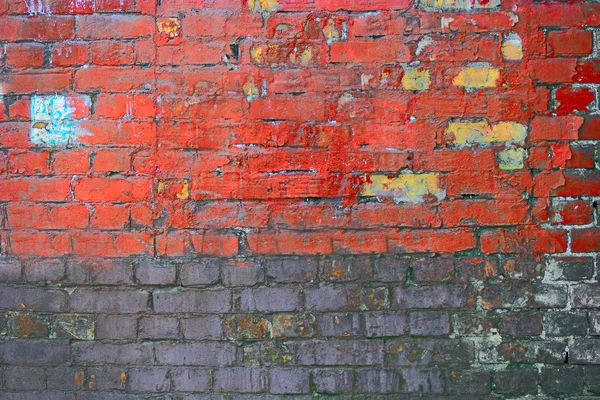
(0, 254), (598, 397)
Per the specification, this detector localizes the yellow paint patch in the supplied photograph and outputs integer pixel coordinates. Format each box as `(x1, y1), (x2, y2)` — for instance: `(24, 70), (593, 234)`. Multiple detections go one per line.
(299, 47), (313, 66)
(250, 46), (264, 64)
(243, 78), (260, 102)
(402, 69), (431, 91)
(502, 32), (523, 61)
(361, 173), (445, 203)
(248, 0), (279, 12)
(176, 180), (189, 200)
(446, 121), (526, 145)
(157, 18), (180, 38)
(453, 66), (500, 88)
(497, 148), (525, 170)
(420, 0), (500, 9)
(322, 18), (340, 44)
(120, 371), (127, 386)
(158, 179), (189, 200)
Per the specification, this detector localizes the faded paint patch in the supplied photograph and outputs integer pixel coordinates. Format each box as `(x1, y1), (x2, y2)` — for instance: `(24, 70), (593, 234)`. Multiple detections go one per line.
(497, 148), (525, 170)
(502, 32), (523, 61)
(157, 17), (181, 39)
(243, 78), (260, 102)
(361, 173), (446, 203)
(402, 68), (431, 91)
(248, 0), (279, 13)
(322, 18), (340, 45)
(445, 120), (527, 145)
(30, 95), (90, 146)
(453, 65), (500, 89)
(419, 0), (501, 10)
(157, 179), (190, 200)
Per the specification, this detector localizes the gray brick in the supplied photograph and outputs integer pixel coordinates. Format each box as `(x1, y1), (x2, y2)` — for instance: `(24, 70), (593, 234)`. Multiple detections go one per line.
(364, 312), (407, 337)
(179, 260), (220, 286)
(239, 287), (299, 312)
(444, 369), (491, 395)
(265, 258), (317, 283)
(155, 342), (236, 366)
(95, 314), (137, 340)
(313, 369), (354, 394)
(70, 289), (148, 313)
(153, 289), (231, 313)
(401, 368), (443, 393)
(128, 366), (170, 392)
(357, 369), (401, 393)
(0, 393), (68, 400)
(411, 256), (455, 283)
(545, 257), (594, 281)
(213, 368), (265, 393)
(541, 366), (584, 394)
(139, 316), (179, 339)
(573, 285), (600, 308)
(135, 258), (176, 285)
(222, 260), (263, 286)
(297, 341), (383, 366)
(23, 259), (65, 282)
(46, 366), (85, 390)
(316, 313), (361, 337)
(0, 340), (69, 365)
(305, 287), (348, 311)
(0, 260), (21, 281)
(393, 285), (470, 309)
(591, 311), (600, 336)
(585, 366), (600, 393)
(72, 342), (154, 365)
(86, 366), (127, 390)
(386, 339), (474, 367)
(321, 257), (372, 281)
(544, 312), (588, 336)
(409, 311), (450, 336)
(171, 367), (212, 392)
(0, 285), (67, 312)
(374, 257), (409, 282)
(571, 339), (600, 364)
(66, 258), (133, 285)
(4, 367), (45, 390)
(532, 282), (568, 308)
(269, 368), (309, 394)
(493, 369), (539, 395)
(181, 315), (222, 340)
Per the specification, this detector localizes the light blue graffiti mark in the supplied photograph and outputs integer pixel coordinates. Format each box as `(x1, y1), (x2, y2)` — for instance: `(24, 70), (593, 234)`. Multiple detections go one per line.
(30, 95), (90, 146)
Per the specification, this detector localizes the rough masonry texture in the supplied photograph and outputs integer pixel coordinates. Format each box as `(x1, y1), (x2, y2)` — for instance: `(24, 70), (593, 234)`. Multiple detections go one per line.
(0, 0), (599, 398)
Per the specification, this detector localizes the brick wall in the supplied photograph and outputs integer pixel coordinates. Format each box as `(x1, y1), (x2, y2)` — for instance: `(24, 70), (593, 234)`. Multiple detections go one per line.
(0, 0), (599, 397)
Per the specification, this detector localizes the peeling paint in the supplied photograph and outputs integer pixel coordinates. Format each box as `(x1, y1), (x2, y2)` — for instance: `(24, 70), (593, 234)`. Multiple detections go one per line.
(402, 69), (431, 91)
(360, 173), (446, 203)
(446, 120), (527, 145)
(30, 95), (90, 147)
(501, 32), (523, 61)
(497, 148), (525, 170)
(453, 65), (500, 88)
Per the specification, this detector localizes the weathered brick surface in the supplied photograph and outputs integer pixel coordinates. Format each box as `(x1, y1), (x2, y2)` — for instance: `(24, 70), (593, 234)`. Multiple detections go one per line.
(0, 0), (599, 397)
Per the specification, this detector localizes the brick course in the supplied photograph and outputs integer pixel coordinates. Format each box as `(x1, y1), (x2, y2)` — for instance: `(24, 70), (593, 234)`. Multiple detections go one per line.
(0, 0), (599, 397)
